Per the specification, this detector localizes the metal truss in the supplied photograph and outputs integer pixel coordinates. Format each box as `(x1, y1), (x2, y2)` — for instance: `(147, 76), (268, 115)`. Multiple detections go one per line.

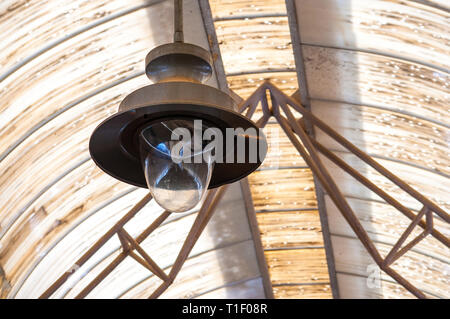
(241, 82), (449, 299)
(40, 82), (449, 299)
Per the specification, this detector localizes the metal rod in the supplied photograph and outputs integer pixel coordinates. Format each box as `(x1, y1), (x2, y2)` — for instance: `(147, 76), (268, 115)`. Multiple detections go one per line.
(129, 251), (158, 273)
(261, 89), (272, 117)
(174, 0), (184, 42)
(245, 99), (259, 119)
(148, 281), (172, 299)
(254, 114), (271, 128)
(198, 0), (230, 93)
(238, 85), (265, 113)
(426, 209), (434, 234)
(169, 188), (226, 279)
(117, 231), (130, 252)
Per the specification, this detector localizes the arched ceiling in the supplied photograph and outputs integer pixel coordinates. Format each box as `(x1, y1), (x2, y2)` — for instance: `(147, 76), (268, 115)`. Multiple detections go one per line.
(0, 0), (448, 299)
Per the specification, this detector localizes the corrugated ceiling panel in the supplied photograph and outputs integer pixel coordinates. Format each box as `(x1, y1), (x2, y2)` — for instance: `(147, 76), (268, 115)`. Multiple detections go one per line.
(248, 169), (317, 212)
(325, 197), (449, 262)
(15, 188), (149, 298)
(60, 184), (257, 298)
(273, 283), (332, 299)
(265, 248), (329, 284)
(228, 72), (298, 100)
(256, 210), (323, 248)
(0, 0), (151, 73)
(214, 16), (295, 74)
(210, 0), (287, 17)
(294, 0), (449, 298)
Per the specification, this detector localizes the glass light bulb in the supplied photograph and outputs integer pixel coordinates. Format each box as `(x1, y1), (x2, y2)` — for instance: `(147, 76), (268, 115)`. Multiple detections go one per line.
(139, 119), (214, 213)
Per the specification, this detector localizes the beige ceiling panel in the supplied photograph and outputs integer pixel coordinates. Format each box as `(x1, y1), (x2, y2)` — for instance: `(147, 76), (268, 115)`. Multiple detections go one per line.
(303, 46), (449, 126)
(310, 100), (450, 176)
(337, 273), (415, 299)
(1, 163), (127, 287)
(295, 0), (450, 70)
(0, 0), (153, 72)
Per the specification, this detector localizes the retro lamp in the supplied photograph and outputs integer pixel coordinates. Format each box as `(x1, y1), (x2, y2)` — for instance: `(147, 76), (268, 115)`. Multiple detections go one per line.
(89, 0), (267, 212)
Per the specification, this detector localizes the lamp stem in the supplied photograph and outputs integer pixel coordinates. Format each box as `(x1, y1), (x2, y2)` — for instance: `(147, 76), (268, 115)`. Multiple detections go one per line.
(174, 0), (184, 42)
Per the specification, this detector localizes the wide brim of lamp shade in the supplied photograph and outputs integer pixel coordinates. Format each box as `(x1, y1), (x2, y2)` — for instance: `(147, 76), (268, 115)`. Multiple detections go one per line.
(89, 103), (267, 189)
